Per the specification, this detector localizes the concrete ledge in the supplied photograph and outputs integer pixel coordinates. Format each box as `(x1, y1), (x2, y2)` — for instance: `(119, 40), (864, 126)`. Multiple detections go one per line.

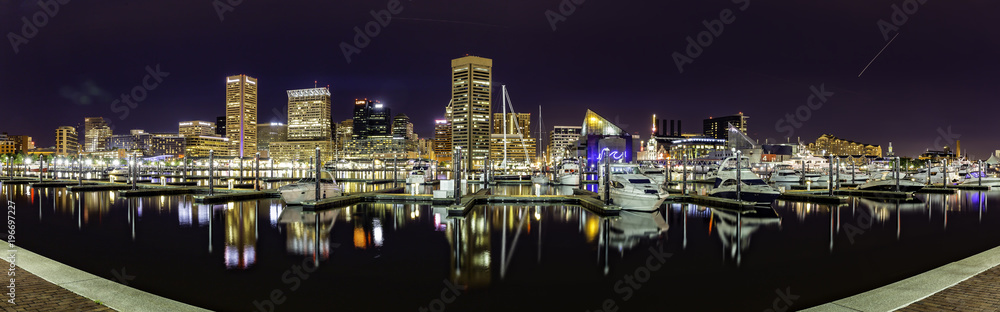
(12, 245), (210, 312)
(802, 245), (1000, 312)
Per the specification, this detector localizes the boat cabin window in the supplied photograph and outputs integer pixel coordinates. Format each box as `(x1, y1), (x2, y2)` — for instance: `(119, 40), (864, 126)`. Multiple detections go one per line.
(628, 179), (652, 184)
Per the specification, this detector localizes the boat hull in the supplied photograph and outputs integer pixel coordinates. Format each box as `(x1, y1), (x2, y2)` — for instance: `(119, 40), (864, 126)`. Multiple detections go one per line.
(610, 193), (667, 212)
(557, 174), (580, 185)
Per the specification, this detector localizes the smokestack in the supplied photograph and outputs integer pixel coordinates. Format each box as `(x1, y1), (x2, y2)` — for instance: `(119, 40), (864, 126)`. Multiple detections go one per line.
(669, 120), (675, 137)
(677, 120), (682, 136)
(957, 140), (961, 158)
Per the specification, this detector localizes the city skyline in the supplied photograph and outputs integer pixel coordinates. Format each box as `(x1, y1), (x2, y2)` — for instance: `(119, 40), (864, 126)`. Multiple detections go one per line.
(1, 1), (998, 158)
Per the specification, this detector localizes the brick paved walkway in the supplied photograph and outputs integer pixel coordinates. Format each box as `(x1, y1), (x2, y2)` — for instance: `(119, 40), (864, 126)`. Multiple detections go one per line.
(899, 265), (1000, 312)
(0, 258), (114, 312)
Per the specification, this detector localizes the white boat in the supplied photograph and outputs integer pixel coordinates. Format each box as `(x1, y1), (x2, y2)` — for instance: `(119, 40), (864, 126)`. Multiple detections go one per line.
(838, 168), (870, 183)
(279, 171), (343, 205)
(709, 156), (781, 205)
(767, 165), (801, 183)
(599, 164), (668, 211)
(108, 168), (128, 175)
(556, 158), (581, 185)
(858, 171), (925, 192)
(909, 165), (964, 185)
(959, 172), (1000, 187)
(531, 172), (549, 185)
(406, 161), (434, 184)
(637, 163), (667, 185)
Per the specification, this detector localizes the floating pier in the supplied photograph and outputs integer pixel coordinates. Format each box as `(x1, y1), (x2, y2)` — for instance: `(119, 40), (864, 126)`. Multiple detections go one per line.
(193, 190), (279, 204)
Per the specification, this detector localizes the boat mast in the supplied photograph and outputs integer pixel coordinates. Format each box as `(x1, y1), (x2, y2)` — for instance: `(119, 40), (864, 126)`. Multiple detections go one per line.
(502, 85), (507, 170)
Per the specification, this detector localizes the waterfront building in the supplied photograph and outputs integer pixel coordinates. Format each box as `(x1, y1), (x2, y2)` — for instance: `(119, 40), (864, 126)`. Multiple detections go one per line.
(341, 137), (408, 159)
(268, 140), (336, 163)
(490, 113), (535, 168)
(433, 119), (452, 163)
(84, 117), (112, 152)
(808, 134), (882, 157)
(451, 55), (492, 170)
(8, 135), (35, 153)
(225, 74), (258, 158)
(179, 121), (217, 137)
(287, 87), (332, 141)
(257, 122), (288, 155)
(579, 110), (634, 168)
(55, 126), (79, 156)
(336, 119), (353, 150)
(185, 136), (229, 158)
(703, 113), (748, 140)
(547, 126), (582, 165)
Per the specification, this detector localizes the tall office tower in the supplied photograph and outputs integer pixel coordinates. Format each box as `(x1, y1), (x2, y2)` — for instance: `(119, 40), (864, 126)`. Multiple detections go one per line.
(352, 99), (391, 139)
(703, 113), (748, 140)
(392, 114), (413, 140)
(287, 87), (332, 141)
(451, 56), (492, 170)
(433, 119), (452, 162)
(178, 121), (217, 137)
(55, 126), (79, 156)
(225, 75), (258, 157)
(257, 122), (288, 152)
(492, 113), (531, 136)
(83, 117), (111, 152)
(336, 119), (353, 149)
(548, 126), (582, 163)
(216, 116), (226, 136)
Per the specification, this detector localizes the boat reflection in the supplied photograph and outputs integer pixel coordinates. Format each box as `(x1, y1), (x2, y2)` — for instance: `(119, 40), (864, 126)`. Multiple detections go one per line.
(709, 207), (780, 266)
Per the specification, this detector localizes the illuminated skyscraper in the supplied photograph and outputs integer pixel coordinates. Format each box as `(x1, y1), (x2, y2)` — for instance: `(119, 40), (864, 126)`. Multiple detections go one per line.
(433, 119), (452, 162)
(451, 56), (492, 169)
(83, 117), (111, 152)
(178, 120), (217, 137)
(225, 75), (258, 157)
(287, 87), (332, 141)
(55, 126), (79, 156)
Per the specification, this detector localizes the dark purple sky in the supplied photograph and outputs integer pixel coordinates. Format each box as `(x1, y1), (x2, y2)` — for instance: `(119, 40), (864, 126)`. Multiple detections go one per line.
(1, 0), (997, 158)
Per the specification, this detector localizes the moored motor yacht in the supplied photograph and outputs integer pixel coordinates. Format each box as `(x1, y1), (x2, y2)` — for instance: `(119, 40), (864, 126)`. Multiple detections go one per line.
(858, 171), (925, 192)
(598, 164), (668, 211)
(406, 161), (434, 184)
(531, 172), (549, 185)
(556, 158), (581, 185)
(279, 171), (343, 205)
(709, 156), (781, 205)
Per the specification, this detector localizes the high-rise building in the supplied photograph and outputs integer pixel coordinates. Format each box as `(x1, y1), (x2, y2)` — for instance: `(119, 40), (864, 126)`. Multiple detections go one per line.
(179, 121), (217, 137)
(352, 99), (391, 139)
(548, 126), (582, 164)
(392, 114), (413, 140)
(703, 113), (748, 141)
(8, 135), (34, 153)
(55, 126), (79, 156)
(433, 119), (452, 162)
(492, 113), (531, 136)
(225, 74), (258, 158)
(216, 116), (226, 136)
(185, 136), (229, 158)
(287, 87), (332, 141)
(336, 119), (353, 150)
(83, 117), (111, 152)
(257, 122), (288, 152)
(451, 56), (492, 169)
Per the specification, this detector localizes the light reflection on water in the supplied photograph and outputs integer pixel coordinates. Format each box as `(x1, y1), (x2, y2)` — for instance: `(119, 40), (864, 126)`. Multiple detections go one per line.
(2, 180), (998, 311)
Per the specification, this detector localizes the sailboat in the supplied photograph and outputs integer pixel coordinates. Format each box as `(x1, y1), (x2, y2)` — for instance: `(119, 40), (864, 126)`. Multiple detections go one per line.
(531, 105), (549, 185)
(493, 85), (533, 180)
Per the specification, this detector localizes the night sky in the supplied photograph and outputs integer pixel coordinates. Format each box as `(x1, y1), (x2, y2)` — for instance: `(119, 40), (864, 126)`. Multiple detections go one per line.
(1, 0), (997, 158)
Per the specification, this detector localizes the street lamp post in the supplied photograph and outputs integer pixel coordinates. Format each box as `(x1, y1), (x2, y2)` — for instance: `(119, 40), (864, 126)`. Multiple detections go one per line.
(208, 150), (215, 196)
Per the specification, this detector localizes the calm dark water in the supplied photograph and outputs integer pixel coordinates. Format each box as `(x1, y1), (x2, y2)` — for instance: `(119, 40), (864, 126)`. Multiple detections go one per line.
(2, 182), (998, 311)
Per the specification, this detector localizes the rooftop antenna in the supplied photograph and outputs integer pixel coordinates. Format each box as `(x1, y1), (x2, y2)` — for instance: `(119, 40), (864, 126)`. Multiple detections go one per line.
(314, 80), (317, 88)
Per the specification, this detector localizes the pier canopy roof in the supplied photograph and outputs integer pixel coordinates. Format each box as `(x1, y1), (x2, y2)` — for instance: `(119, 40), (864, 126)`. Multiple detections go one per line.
(581, 110), (623, 137)
(987, 150), (1000, 165)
